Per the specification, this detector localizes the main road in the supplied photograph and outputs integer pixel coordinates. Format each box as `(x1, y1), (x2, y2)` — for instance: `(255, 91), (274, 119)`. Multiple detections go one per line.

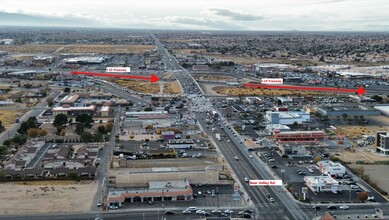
(151, 33), (311, 219)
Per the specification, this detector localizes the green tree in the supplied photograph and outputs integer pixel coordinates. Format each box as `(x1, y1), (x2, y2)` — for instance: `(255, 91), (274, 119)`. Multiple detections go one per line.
(93, 132), (103, 142)
(64, 87), (71, 93)
(17, 117), (38, 134)
(2, 139), (11, 147)
(53, 114), (68, 128)
(342, 113), (348, 120)
(144, 107), (152, 111)
(75, 124), (85, 135)
(0, 145), (8, 157)
(97, 125), (106, 134)
(80, 131), (93, 143)
(12, 134), (27, 145)
(76, 114), (94, 128)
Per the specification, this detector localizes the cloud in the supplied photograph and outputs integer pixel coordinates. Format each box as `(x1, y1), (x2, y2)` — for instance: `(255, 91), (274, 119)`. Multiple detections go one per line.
(207, 8), (264, 21)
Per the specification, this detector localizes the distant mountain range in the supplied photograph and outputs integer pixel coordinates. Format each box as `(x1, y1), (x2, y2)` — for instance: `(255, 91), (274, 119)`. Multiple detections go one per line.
(0, 11), (100, 27)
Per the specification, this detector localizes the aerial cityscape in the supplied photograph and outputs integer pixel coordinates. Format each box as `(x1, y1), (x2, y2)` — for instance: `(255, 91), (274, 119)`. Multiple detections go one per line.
(0, 1), (389, 220)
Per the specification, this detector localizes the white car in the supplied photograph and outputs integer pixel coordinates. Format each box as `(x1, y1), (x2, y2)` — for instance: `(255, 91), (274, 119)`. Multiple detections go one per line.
(350, 185), (359, 189)
(339, 205), (349, 210)
(196, 210), (204, 214)
(249, 155), (253, 158)
(269, 198), (275, 203)
(244, 177), (249, 182)
(212, 210), (221, 214)
(227, 140), (231, 143)
(234, 156), (239, 160)
(224, 209), (234, 214)
(182, 210), (191, 214)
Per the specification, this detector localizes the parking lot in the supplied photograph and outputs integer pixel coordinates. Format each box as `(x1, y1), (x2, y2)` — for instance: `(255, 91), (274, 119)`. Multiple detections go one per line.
(256, 148), (387, 204)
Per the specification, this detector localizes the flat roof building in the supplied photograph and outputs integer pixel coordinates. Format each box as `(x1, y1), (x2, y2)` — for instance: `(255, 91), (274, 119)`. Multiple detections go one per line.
(107, 179), (192, 206)
(315, 105), (381, 117)
(317, 160), (346, 177)
(273, 130), (326, 143)
(266, 111), (310, 125)
(304, 176), (339, 193)
(52, 105), (96, 116)
(59, 94), (79, 105)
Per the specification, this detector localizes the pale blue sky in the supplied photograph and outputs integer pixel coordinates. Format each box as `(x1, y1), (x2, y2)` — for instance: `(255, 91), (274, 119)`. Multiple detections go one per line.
(0, 0), (388, 31)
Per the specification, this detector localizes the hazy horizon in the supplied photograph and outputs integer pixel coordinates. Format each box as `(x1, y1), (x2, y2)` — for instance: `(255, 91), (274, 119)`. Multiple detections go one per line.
(0, 0), (389, 31)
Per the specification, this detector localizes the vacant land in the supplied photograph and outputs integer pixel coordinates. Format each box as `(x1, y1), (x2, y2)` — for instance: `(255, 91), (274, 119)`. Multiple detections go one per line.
(0, 110), (25, 128)
(112, 79), (160, 94)
(0, 181), (97, 215)
(193, 74), (234, 81)
(163, 81), (182, 94)
(212, 86), (336, 97)
(60, 45), (156, 54)
(0, 45), (62, 53)
(332, 125), (387, 139)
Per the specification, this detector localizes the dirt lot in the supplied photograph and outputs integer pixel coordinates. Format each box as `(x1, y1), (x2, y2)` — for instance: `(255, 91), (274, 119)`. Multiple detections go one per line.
(0, 180), (97, 215)
(60, 44), (156, 54)
(0, 45), (62, 53)
(332, 125), (387, 139)
(212, 86), (336, 97)
(112, 79), (160, 94)
(0, 110), (25, 128)
(193, 74), (234, 81)
(163, 81), (182, 94)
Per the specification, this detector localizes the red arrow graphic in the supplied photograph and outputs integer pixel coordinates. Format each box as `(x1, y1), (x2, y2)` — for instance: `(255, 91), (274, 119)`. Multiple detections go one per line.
(242, 83), (366, 96)
(71, 71), (160, 83)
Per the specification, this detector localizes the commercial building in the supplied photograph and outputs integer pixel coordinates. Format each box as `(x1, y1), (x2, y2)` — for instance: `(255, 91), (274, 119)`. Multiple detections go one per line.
(59, 94), (79, 105)
(161, 131), (175, 140)
(63, 56), (105, 64)
(125, 111), (169, 119)
(99, 106), (111, 117)
(317, 160), (346, 177)
(376, 131), (389, 156)
(107, 180), (192, 207)
(304, 176), (339, 193)
(265, 111), (310, 125)
(167, 139), (195, 149)
(52, 105), (96, 116)
(314, 105), (381, 117)
(273, 130), (326, 143)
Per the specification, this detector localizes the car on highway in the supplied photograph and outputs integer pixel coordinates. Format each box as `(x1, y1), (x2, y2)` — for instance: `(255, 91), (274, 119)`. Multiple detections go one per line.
(249, 155), (253, 158)
(339, 205), (349, 210)
(182, 210), (192, 214)
(227, 139), (231, 143)
(234, 156), (239, 160)
(212, 209), (221, 214)
(165, 210), (175, 215)
(269, 197), (275, 203)
(327, 205), (337, 210)
(224, 209), (234, 214)
(244, 177), (249, 182)
(312, 206), (321, 211)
